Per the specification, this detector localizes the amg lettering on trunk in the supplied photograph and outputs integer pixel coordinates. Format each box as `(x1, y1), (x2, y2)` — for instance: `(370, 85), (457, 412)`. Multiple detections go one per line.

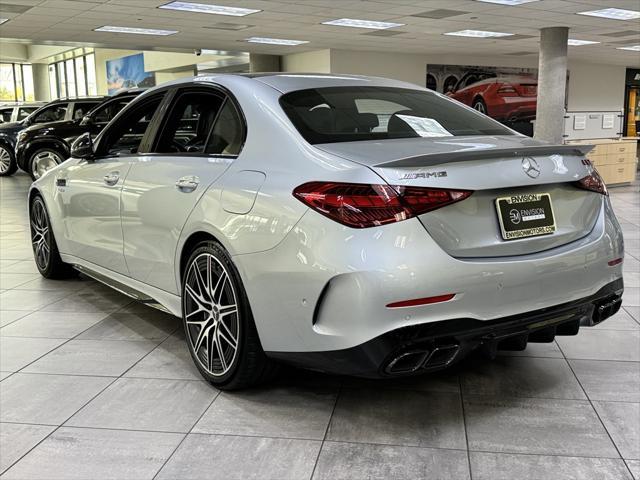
(400, 171), (447, 180)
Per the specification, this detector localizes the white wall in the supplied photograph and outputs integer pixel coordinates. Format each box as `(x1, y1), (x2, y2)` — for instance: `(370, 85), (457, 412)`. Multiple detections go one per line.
(326, 49), (626, 114)
(282, 49), (331, 73)
(566, 61), (626, 112)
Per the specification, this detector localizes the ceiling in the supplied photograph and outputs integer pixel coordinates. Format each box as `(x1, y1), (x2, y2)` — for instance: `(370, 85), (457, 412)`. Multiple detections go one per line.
(1, 0), (639, 66)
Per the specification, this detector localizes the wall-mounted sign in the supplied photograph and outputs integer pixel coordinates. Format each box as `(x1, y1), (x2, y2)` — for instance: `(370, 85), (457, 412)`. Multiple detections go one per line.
(602, 114), (615, 129)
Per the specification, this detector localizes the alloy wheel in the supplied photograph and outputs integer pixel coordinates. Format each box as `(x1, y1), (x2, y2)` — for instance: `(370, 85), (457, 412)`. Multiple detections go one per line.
(0, 146), (11, 174)
(31, 150), (62, 179)
(473, 101), (486, 114)
(184, 253), (240, 377)
(30, 199), (51, 270)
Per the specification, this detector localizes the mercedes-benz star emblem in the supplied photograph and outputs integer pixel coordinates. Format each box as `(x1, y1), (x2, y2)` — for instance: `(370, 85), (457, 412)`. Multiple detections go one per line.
(522, 157), (541, 178)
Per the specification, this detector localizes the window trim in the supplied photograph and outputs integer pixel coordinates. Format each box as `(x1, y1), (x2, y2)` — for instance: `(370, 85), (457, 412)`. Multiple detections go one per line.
(93, 91), (170, 159)
(146, 84), (247, 159)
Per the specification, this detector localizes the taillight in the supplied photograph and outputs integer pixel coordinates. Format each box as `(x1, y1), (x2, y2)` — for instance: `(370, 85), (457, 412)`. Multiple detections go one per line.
(497, 85), (517, 95)
(293, 181), (472, 228)
(575, 170), (607, 196)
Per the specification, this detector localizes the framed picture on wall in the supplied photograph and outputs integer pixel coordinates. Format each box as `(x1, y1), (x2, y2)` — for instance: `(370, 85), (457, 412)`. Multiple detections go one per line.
(106, 53), (155, 95)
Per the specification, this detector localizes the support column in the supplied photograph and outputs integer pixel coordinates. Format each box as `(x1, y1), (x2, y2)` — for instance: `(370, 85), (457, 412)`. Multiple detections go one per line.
(249, 54), (281, 73)
(534, 26), (569, 144)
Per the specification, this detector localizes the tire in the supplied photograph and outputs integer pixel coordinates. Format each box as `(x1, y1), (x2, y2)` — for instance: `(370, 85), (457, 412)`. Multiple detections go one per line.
(472, 97), (488, 116)
(0, 144), (17, 177)
(29, 148), (64, 181)
(29, 195), (77, 279)
(182, 240), (278, 390)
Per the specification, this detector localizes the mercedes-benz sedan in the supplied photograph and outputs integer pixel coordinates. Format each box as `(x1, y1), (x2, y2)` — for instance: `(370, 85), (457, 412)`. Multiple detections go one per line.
(28, 73), (624, 389)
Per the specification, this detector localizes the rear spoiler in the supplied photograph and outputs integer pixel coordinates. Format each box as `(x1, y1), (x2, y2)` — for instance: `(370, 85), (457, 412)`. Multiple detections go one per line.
(375, 144), (594, 169)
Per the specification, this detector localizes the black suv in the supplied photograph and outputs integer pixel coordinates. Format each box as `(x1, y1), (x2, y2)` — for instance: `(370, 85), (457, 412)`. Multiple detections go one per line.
(15, 90), (145, 179)
(0, 97), (106, 176)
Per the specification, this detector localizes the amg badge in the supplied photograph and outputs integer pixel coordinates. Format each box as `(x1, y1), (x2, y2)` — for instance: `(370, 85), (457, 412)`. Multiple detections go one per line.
(400, 171), (447, 180)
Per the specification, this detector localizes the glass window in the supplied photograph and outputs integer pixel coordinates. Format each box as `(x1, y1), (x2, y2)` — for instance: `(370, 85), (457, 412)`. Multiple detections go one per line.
(280, 86), (514, 144)
(0, 107), (13, 123)
(75, 57), (86, 96)
(85, 54), (97, 96)
(91, 99), (129, 126)
(206, 100), (244, 155)
(0, 64), (15, 101)
(155, 91), (224, 154)
(57, 63), (66, 98)
(48, 64), (57, 99)
(14, 65), (23, 102)
(72, 101), (99, 120)
(33, 104), (67, 124)
(22, 65), (34, 101)
(17, 107), (37, 121)
(100, 95), (163, 156)
(65, 59), (76, 97)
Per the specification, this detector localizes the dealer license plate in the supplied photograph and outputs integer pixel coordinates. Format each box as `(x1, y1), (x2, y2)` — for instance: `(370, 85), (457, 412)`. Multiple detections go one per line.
(495, 193), (556, 240)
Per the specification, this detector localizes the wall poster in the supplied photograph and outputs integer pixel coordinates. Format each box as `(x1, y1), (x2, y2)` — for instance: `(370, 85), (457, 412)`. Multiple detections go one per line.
(426, 64), (540, 136)
(106, 53), (156, 95)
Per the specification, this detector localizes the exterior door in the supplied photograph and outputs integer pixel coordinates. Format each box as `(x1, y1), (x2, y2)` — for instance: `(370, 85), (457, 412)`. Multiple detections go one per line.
(121, 87), (245, 294)
(60, 93), (166, 274)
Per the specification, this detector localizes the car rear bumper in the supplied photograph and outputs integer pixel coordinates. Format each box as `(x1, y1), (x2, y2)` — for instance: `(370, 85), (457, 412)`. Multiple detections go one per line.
(266, 279), (623, 377)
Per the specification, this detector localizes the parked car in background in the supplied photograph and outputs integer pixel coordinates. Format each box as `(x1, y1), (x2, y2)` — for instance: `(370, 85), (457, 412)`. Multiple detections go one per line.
(28, 74), (623, 389)
(16, 90), (143, 179)
(0, 102), (46, 124)
(0, 97), (106, 176)
(446, 70), (538, 122)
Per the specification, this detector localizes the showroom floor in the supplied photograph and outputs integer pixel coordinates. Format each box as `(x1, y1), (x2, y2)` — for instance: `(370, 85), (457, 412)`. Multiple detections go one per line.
(0, 171), (639, 480)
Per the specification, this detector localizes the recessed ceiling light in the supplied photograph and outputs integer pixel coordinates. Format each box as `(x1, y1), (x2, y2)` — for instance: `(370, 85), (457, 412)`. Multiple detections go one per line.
(577, 8), (640, 21)
(94, 25), (178, 36)
(159, 1), (260, 16)
(0, 18), (8, 25)
(568, 39), (600, 46)
(245, 37), (309, 46)
(617, 45), (640, 51)
(322, 18), (405, 30)
(444, 29), (513, 38)
(475, 0), (539, 5)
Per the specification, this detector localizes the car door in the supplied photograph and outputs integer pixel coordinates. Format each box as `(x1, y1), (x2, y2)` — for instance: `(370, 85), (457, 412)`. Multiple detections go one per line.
(121, 86), (244, 293)
(59, 92), (166, 274)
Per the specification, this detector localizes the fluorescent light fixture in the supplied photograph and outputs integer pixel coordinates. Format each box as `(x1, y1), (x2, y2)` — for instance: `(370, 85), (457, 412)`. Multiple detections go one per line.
(322, 18), (405, 29)
(159, 1), (260, 16)
(617, 45), (640, 51)
(577, 8), (640, 21)
(94, 25), (177, 36)
(245, 37), (308, 46)
(444, 29), (513, 38)
(568, 39), (600, 46)
(0, 18), (8, 25)
(475, 0), (539, 5)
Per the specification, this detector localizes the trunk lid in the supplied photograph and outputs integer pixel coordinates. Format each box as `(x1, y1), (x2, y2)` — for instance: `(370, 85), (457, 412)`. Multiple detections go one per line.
(315, 136), (600, 258)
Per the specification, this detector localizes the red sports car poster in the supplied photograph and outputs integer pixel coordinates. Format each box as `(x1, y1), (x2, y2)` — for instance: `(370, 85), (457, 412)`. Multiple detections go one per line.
(426, 64), (544, 135)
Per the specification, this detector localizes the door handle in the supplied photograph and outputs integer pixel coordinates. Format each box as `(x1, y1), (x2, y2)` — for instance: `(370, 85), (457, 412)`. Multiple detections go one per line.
(175, 175), (199, 192)
(103, 171), (120, 186)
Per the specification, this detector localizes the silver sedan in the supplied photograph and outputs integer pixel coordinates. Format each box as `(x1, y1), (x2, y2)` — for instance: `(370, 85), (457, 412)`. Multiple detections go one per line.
(28, 73), (624, 389)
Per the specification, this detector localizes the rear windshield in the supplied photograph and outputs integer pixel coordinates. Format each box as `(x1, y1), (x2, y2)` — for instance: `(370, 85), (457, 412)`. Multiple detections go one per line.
(280, 86), (513, 144)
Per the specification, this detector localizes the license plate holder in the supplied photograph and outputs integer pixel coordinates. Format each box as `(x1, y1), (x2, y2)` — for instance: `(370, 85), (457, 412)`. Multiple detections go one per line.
(496, 193), (556, 240)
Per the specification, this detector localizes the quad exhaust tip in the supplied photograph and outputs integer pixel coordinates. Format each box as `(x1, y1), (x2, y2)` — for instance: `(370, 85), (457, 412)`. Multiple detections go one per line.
(385, 345), (460, 375)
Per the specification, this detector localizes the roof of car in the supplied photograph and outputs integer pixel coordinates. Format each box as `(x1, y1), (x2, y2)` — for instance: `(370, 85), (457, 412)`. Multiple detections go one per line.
(148, 73), (423, 95)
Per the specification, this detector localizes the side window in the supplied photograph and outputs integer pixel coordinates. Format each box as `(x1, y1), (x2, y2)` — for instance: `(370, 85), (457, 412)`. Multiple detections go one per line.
(17, 107), (37, 120)
(99, 95), (163, 156)
(0, 108), (12, 122)
(72, 102), (98, 120)
(205, 99), (244, 155)
(91, 99), (129, 126)
(33, 105), (67, 123)
(154, 91), (224, 154)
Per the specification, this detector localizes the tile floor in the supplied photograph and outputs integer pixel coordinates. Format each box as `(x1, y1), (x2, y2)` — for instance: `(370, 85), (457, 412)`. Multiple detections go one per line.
(1, 171), (639, 480)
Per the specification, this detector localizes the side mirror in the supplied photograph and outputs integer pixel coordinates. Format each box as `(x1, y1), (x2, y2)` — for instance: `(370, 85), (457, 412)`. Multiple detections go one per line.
(71, 132), (95, 160)
(79, 115), (92, 126)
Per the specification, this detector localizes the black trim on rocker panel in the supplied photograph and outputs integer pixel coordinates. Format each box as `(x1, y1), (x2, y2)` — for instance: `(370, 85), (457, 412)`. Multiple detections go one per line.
(266, 279), (623, 378)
